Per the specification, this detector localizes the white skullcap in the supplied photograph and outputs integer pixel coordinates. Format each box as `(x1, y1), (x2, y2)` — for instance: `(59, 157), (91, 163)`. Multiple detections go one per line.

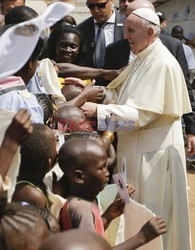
(0, 2), (74, 81)
(132, 8), (160, 26)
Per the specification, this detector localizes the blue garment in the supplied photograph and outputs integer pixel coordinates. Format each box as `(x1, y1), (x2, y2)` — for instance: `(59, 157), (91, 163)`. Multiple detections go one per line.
(0, 89), (44, 123)
(27, 68), (47, 95)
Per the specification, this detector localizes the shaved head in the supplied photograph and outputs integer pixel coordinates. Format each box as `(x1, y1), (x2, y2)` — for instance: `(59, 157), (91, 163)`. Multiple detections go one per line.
(39, 229), (111, 250)
(126, 0), (155, 17)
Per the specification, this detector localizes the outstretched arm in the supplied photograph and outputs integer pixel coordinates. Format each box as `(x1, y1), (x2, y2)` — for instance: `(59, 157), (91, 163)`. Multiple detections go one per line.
(57, 63), (122, 81)
(113, 216), (166, 250)
(0, 109), (32, 192)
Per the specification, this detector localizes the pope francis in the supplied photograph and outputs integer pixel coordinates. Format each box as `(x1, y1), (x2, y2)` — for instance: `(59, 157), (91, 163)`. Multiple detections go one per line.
(82, 7), (192, 250)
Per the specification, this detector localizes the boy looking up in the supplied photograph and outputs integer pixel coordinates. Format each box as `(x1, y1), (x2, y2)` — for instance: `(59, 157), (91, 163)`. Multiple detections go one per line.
(58, 136), (166, 249)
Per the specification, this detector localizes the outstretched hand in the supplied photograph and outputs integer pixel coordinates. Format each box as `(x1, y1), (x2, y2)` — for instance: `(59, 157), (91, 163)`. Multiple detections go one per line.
(82, 84), (105, 103)
(115, 184), (135, 200)
(102, 67), (127, 81)
(103, 198), (125, 220)
(138, 216), (166, 244)
(62, 77), (86, 87)
(105, 113), (120, 132)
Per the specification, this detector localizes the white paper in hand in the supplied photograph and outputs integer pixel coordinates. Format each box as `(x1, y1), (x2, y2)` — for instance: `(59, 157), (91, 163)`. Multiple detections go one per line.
(113, 173), (130, 205)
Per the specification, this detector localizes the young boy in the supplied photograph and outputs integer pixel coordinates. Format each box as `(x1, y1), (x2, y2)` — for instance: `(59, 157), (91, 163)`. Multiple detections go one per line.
(12, 124), (57, 208)
(58, 136), (166, 249)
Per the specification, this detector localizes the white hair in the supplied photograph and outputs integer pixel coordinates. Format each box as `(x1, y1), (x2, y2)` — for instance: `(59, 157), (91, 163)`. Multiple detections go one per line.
(140, 17), (161, 36)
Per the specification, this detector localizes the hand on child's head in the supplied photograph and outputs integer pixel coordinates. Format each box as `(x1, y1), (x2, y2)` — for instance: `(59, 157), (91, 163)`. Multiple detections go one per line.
(82, 85), (105, 103)
(5, 108), (33, 145)
(63, 77), (86, 87)
(139, 216), (166, 243)
(105, 113), (119, 132)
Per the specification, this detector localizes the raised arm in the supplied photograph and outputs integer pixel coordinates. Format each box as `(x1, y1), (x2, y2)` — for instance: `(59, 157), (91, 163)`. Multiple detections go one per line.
(0, 109), (32, 192)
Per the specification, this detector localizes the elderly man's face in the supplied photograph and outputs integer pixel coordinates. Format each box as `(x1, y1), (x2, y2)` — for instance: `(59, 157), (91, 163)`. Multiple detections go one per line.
(86, 0), (113, 23)
(1, 0), (25, 15)
(124, 14), (149, 54)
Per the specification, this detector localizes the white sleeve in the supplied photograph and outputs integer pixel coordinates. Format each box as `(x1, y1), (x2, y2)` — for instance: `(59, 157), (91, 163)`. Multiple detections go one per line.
(97, 103), (139, 131)
(97, 104), (159, 132)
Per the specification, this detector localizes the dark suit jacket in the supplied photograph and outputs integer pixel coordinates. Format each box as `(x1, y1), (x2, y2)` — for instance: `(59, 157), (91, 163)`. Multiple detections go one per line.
(77, 10), (124, 68)
(103, 34), (195, 134)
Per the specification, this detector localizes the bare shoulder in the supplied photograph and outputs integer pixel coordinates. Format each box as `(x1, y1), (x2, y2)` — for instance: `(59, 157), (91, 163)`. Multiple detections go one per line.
(12, 184), (46, 208)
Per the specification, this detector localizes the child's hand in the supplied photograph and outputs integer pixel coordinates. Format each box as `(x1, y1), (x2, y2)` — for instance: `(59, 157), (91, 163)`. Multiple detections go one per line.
(105, 113), (119, 132)
(4, 108), (33, 146)
(102, 199), (125, 230)
(138, 216), (166, 244)
(115, 184), (135, 200)
(83, 84), (105, 103)
(62, 77), (86, 87)
(126, 184), (135, 196)
(104, 199), (125, 221)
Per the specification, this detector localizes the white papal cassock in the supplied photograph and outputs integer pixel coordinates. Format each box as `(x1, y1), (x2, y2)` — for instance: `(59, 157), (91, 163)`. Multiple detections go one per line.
(97, 39), (192, 250)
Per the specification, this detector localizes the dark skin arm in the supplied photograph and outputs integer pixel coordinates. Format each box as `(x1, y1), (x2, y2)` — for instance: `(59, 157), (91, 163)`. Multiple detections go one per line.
(113, 216), (166, 250)
(102, 186), (135, 230)
(102, 199), (125, 230)
(107, 144), (117, 169)
(0, 109), (33, 192)
(12, 184), (47, 208)
(56, 63), (122, 81)
(58, 83), (105, 109)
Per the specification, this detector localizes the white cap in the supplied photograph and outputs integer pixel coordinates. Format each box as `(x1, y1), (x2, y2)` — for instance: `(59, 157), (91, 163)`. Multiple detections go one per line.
(0, 2), (74, 81)
(132, 8), (160, 26)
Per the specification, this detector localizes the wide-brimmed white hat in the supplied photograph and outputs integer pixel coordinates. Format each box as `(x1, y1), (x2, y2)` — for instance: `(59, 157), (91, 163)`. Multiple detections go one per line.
(0, 2), (74, 81)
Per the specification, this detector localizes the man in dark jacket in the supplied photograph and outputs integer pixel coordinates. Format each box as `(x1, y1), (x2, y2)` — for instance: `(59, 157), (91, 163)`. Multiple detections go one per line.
(77, 0), (124, 68)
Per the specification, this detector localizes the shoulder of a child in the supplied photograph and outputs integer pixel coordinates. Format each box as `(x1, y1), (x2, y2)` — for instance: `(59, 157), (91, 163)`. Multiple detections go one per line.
(13, 184), (47, 208)
(67, 197), (92, 211)
(65, 197), (96, 231)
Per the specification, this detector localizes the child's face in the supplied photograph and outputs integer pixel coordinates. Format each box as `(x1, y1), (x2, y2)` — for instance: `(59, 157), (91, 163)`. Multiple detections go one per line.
(83, 144), (109, 195)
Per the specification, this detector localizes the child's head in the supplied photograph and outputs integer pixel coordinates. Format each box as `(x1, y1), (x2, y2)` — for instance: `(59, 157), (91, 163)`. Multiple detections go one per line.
(5, 5), (38, 24)
(66, 131), (105, 148)
(19, 124), (57, 184)
(29, 205), (60, 234)
(61, 84), (83, 101)
(0, 196), (48, 250)
(1, 0), (25, 16)
(57, 106), (93, 132)
(0, 24), (43, 84)
(15, 37), (43, 84)
(35, 94), (57, 128)
(39, 229), (111, 250)
(58, 136), (109, 198)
